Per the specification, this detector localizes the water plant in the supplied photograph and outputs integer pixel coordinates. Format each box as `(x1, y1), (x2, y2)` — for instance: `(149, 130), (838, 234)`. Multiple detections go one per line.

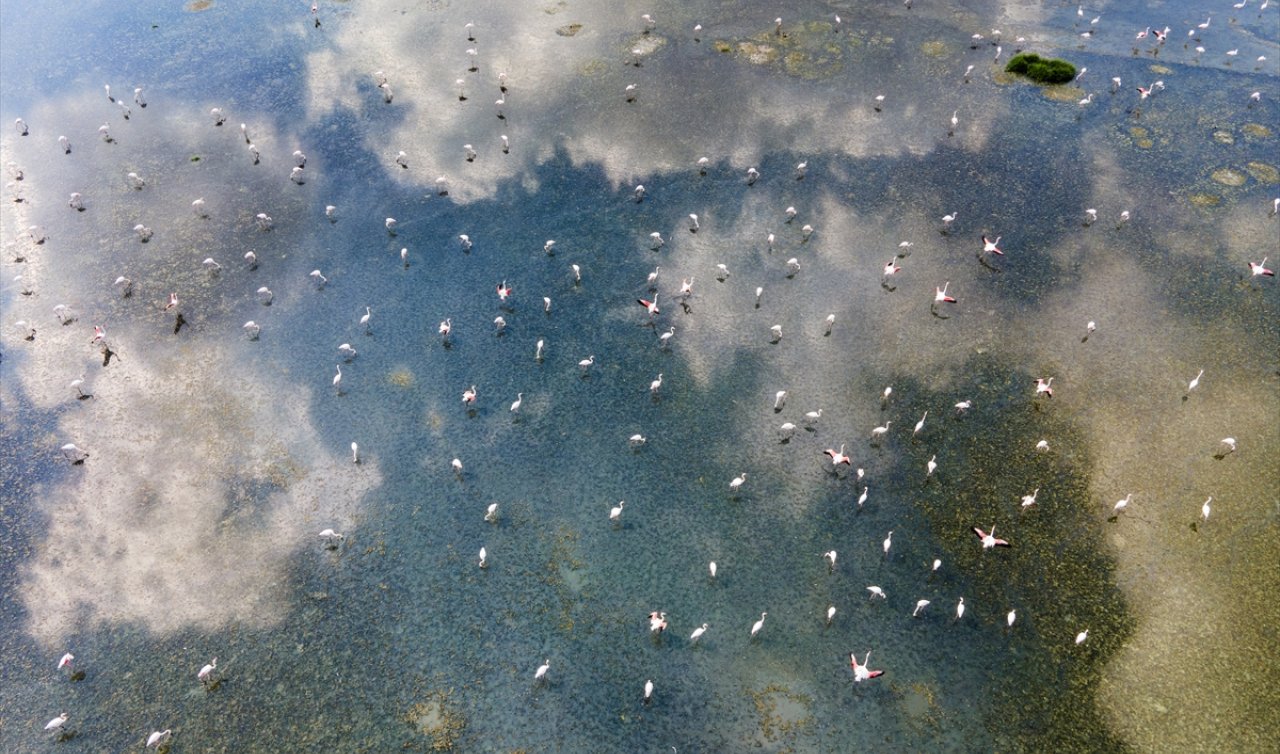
(1005, 52), (1076, 84)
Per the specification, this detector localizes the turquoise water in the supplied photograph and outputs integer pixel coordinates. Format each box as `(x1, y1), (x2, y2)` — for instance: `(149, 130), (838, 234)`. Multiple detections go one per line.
(2, 1), (1277, 751)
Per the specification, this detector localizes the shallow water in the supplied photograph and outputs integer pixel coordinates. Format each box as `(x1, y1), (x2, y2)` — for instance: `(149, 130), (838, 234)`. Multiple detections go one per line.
(2, 1), (1278, 752)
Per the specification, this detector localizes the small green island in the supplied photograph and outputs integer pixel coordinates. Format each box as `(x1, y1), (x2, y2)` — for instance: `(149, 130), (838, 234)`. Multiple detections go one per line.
(1004, 52), (1076, 84)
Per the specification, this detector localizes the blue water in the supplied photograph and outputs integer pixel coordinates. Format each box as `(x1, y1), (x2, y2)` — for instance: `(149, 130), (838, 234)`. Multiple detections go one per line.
(2, 1), (1278, 751)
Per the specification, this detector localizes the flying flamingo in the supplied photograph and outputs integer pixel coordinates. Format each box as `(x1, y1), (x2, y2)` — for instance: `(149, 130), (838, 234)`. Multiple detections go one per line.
(934, 282), (957, 306)
(972, 525), (1011, 549)
(824, 444), (852, 466)
(849, 651), (884, 682)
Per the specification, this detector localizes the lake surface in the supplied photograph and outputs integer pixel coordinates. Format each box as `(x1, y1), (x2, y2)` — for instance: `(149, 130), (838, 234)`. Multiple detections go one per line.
(1, 1), (1277, 751)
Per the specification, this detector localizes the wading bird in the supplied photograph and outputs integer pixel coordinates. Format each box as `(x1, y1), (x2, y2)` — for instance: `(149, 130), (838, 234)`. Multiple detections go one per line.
(147, 729), (172, 748)
(198, 658), (217, 686)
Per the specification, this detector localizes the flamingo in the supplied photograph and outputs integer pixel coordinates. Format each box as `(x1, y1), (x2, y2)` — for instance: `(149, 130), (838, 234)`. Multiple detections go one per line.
(973, 525), (1011, 548)
(1248, 257), (1274, 277)
(1035, 378), (1054, 397)
(637, 296), (659, 316)
(462, 385), (477, 405)
(659, 327), (675, 348)
(198, 657), (218, 685)
(982, 235), (1003, 255)
(849, 651), (884, 682)
(824, 444), (852, 466)
(146, 730), (172, 748)
(934, 282), (957, 305)
(648, 611), (668, 633)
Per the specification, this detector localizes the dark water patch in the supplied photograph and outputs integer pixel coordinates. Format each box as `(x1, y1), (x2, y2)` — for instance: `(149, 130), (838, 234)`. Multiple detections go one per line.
(878, 354), (1133, 752)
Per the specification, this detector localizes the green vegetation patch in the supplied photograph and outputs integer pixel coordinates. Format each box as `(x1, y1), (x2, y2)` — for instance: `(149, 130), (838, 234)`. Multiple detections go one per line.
(1005, 52), (1076, 84)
